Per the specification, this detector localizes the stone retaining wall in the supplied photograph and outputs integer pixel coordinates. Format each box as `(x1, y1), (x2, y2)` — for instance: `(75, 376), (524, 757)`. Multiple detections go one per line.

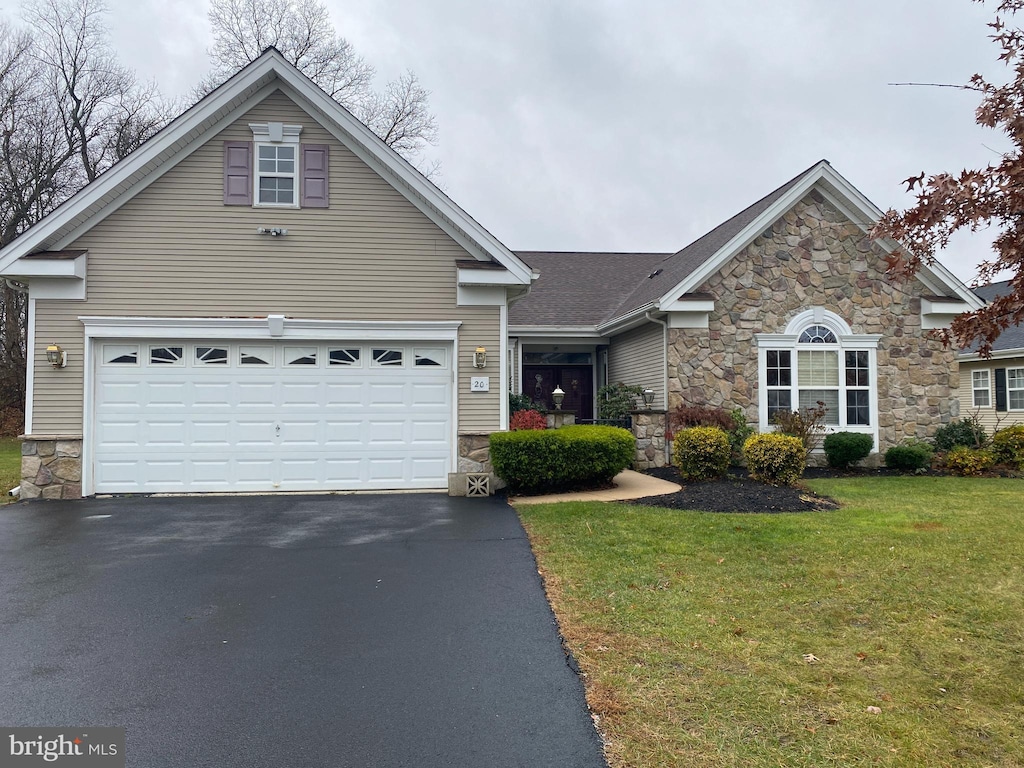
(630, 410), (668, 470)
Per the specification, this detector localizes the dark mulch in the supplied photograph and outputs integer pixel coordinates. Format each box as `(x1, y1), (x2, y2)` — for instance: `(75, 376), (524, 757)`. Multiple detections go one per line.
(642, 466), (841, 513)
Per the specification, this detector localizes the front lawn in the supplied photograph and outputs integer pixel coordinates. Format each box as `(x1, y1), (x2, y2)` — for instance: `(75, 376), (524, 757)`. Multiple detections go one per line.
(0, 437), (20, 503)
(517, 477), (1024, 767)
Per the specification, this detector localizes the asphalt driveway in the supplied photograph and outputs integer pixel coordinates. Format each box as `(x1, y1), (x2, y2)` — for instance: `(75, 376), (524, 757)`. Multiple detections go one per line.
(0, 493), (606, 767)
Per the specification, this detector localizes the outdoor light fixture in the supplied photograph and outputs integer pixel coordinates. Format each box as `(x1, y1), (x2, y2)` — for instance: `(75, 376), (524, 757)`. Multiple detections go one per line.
(552, 386), (565, 410)
(46, 343), (66, 369)
(643, 388), (655, 409)
(473, 346), (487, 368)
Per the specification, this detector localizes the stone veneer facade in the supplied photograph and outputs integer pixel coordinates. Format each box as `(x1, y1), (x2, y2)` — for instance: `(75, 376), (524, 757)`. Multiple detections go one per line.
(630, 411), (668, 470)
(20, 436), (83, 499)
(667, 192), (959, 455)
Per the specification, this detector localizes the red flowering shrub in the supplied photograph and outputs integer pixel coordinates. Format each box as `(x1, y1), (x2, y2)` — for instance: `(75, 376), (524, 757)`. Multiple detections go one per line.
(510, 409), (547, 431)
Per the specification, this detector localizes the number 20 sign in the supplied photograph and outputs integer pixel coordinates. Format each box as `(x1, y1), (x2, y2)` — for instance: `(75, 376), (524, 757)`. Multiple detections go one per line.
(470, 377), (490, 392)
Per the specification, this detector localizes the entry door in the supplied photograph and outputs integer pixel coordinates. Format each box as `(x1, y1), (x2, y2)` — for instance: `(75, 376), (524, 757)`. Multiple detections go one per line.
(522, 366), (593, 418)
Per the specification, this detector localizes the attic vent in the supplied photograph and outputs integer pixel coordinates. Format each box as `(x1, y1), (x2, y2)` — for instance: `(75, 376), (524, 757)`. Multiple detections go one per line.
(648, 268), (663, 279)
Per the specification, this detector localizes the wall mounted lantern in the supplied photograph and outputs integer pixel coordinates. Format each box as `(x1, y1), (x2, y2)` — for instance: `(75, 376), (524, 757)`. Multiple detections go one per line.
(473, 346), (487, 368)
(642, 388), (655, 409)
(552, 386), (565, 410)
(46, 343), (67, 369)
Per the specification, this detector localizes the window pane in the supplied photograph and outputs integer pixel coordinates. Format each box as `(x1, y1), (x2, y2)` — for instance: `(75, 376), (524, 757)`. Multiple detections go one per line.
(328, 348), (361, 366)
(285, 346), (317, 366)
(799, 389), (840, 425)
(103, 344), (138, 364)
(798, 350), (839, 387)
(278, 159), (294, 173)
(767, 389), (791, 419)
(798, 324), (837, 344)
(259, 159), (275, 173)
(972, 370), (990, 388)
(845, 350), (870, 386)
(1010, 369), (1024, 409)
(414, 347), (445, 367)
(766, 349), (791, 387)
(373, 348), (403, 366)
(196, 346), (228, 364)
(277, 146), (294, 160)
(846, 390), (871, 426)
(150, 346), (183, 365)
(240, 346), (273, 365)
(258, 145), (275, 159)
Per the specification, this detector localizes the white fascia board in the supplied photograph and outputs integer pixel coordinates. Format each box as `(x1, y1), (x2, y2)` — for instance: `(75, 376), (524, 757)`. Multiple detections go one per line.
(29, 278), (86, 300)
(922, 298), (972, 315)
(7, 253), (87, 279)
(959, 348), (1024, 362)
(457, 285), (505, 306)
(80, 316), (462, 341)
(508, 325), (607, 340)
(661, 297), (715, 313)
(272, 75), (534, 285)
(457, 268), (523, 286)
(596, 303), (658, 336)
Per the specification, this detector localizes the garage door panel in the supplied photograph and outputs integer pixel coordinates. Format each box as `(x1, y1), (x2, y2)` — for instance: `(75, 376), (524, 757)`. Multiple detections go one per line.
(93, 340), (454, 493)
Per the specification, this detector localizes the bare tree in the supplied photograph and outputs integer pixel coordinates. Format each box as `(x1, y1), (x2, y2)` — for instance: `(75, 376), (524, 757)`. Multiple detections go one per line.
(0, 0), (171, 415)
(202, 0), (438, 164)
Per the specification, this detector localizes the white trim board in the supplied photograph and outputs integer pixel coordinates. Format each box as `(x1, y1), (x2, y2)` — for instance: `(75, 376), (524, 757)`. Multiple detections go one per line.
(80, 316), (462, 341)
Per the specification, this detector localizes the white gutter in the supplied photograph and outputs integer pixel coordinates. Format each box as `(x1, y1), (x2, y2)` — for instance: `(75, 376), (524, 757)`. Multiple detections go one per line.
(645, 311), (669, 410)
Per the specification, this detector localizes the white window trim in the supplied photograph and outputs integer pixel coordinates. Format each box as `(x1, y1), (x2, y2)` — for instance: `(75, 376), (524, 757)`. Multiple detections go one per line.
(249, 122), (301, 209)
(755, 308), (881, 447)
(1009, 367), (1024, 411)
(972, 369), (991, 409)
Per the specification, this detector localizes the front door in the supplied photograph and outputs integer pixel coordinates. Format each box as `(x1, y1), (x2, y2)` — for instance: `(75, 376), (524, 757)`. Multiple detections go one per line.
(523, 365), (593, 418)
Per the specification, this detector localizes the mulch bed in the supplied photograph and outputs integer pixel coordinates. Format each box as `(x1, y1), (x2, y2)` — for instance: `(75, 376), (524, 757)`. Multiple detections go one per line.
(642, 466), (842, 513)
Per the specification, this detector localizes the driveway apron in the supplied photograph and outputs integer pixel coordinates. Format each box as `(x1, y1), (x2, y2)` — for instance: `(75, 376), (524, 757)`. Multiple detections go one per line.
(0, 493), (606, 768)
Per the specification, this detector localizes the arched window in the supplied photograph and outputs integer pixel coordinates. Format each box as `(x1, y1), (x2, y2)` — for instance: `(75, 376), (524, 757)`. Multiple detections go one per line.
(755, 309), (880, 437)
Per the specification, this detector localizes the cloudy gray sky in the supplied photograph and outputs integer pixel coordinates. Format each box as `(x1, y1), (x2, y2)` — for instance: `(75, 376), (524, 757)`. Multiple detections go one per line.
(101, 0), (1009, 284)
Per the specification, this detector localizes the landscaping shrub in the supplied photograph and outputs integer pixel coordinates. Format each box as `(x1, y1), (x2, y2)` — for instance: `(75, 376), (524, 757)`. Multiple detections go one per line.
(597, 383), (645, 420)
(509, 392), (539, 415)
(823, 432), (873, 469)
(509, 409), (546, 431)
(490, 425), (634, 492)
(884, 440), (934, 471)
(933, 418), (987, 451)
(743, 433), (805, 486)
(672, 426), (731, 481)
(991, 425), (1024, 468)
(669, 404), (753, 461)
(945, 445), (997, 476)
(771, 401), (828, 461)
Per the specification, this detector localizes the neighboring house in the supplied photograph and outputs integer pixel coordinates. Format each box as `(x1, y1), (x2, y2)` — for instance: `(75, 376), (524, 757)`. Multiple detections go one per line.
(510, 160), (983, 458)
(958, 280), (1024, 430)
(0, 49), (535, 499)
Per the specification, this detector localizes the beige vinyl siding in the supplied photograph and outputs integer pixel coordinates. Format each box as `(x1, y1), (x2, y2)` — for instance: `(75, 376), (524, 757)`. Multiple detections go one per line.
(608, 322), (665, 408)
(958, 358), (1024, 430)
(30, 90), (501, 434)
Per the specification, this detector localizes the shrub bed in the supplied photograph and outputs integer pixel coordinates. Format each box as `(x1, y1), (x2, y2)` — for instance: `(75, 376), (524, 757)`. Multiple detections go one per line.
(934, 419), (986, 451)
(992, 425), (1024, 469)
(672, 426), (731, 481)
(490, 425), (634, 492)
(945, 446), (997, 476)
(743, 433), (805, 486)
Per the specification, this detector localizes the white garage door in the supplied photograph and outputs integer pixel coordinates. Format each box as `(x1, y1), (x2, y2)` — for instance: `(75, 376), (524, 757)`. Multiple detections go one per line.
(92, 340), (453, 493)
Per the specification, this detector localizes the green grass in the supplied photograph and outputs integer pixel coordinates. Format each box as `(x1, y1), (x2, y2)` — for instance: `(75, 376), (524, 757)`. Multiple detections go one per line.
(517, 477), (1024, 767)
(0, 437), (20, 502)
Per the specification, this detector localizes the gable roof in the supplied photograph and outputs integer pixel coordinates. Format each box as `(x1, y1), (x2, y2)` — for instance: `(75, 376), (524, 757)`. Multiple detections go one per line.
(965, 280), (1024, 355)
(0, 48), (534, 285)
(509, 251), (669, 327)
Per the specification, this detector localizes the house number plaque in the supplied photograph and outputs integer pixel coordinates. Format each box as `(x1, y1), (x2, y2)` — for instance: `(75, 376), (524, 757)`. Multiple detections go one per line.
(471, 377), (490, 392)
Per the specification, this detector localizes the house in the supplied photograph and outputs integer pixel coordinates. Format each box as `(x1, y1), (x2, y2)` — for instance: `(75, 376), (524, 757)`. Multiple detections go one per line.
(0, 48), (535, 499)
(509, 161), (983, 463)
(958, 280), (1024, 429)
(0, 48), (985, 500)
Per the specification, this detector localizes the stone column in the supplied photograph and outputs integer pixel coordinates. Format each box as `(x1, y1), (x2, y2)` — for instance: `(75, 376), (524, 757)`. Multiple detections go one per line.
(629, 410), (668, 470)
(544, 412), (576, 429)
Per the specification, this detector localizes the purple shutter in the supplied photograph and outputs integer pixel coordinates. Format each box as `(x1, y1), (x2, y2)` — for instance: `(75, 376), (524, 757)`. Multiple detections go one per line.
(301, 144), (329, 208)
(223, 141), (252, 205)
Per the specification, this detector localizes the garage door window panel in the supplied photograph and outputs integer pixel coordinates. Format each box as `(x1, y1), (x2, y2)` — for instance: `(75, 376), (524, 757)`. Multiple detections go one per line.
(372, 348), (403, 367)
(196, 346), (228, 365)
(328, 348), (361, 366)
(150, 346), (183, 365)
(103, 344), (139, 365)
(286, 347), (318, 366)
(414, 348), (446, 367)
(240, 346), (274, 366)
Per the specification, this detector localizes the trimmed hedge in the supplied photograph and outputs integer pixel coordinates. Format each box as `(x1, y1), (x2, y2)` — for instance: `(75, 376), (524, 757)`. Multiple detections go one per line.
(673, 426), (731, 481)
(885, 442), (934, 471)
(743, 433), (805, 486)
(490, 425), (634, 492)
(992, 425), (1024, 468)
(823, 432), (873, 469)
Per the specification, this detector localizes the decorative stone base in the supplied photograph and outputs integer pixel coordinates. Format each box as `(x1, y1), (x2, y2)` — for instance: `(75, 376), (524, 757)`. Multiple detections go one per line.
(449, 433), (503, 496)
(20, 435), (83, 500)
(630, 410), (668, 470)
(544, 412), (575, 429)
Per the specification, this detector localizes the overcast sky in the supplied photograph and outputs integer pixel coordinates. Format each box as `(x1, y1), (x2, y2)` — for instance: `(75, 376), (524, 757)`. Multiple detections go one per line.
(98, 0), (1011, 284)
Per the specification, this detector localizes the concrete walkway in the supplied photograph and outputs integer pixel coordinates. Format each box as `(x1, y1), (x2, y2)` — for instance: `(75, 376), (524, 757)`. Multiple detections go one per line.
(511, 469), (681, 505)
